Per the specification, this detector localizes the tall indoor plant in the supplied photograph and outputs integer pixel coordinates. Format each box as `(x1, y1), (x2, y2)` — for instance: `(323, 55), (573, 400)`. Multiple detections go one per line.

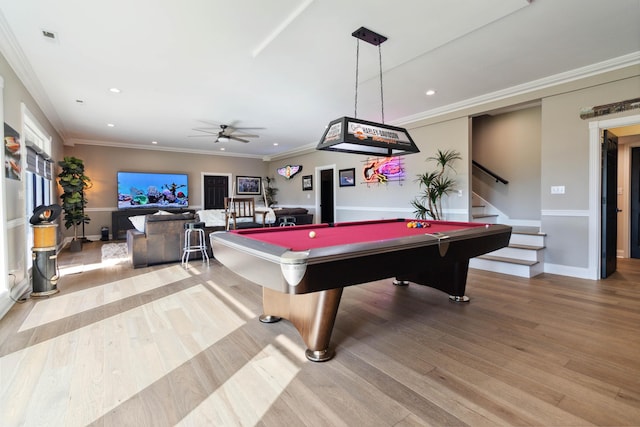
(411, 149), (461, 220)
(264, 176), (278, 207)
(58, 156), (92, 251)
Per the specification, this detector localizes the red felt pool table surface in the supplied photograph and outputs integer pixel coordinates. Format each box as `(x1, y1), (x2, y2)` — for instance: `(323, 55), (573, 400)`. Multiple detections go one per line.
(233, 218), (488, 251)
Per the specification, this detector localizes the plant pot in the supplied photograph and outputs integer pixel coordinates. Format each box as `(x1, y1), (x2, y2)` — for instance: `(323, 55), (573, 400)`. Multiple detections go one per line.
(69, 239), (82, 252)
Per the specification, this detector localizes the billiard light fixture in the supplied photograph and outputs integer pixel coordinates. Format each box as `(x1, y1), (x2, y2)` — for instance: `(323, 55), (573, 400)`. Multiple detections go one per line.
(316, 27), (419, 156)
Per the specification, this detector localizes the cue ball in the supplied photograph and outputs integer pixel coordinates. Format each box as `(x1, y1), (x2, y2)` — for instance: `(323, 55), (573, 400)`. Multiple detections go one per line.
(309, 231), (316, 238)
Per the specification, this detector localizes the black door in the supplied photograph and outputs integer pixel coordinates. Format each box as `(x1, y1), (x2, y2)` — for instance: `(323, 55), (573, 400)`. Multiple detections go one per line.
(631, 148), (640, 258)
(204, 175), (228, 209)
(601, 130), (618, 278)
(320, 169), (334, 223)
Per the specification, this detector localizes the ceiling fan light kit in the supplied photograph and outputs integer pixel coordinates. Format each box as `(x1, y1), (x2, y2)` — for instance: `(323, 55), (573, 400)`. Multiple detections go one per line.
(317, 27), (419, 156)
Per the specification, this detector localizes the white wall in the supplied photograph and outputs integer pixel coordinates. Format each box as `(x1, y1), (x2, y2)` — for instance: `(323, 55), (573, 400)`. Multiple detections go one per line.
(0, 53), (65, 318)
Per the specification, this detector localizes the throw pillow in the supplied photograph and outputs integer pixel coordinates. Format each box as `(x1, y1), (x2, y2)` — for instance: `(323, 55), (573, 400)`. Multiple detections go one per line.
(128, 215), (146, 232)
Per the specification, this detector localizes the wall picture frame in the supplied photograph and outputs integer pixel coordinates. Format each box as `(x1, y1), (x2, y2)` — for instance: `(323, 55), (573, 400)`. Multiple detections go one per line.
(236, 176), (261, 195)
(339, 168), (356, 187)
(302, 175), (313, 191)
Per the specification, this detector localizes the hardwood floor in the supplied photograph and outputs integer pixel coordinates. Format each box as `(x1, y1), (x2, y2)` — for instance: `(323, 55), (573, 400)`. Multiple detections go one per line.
(1, 240), (639, 426)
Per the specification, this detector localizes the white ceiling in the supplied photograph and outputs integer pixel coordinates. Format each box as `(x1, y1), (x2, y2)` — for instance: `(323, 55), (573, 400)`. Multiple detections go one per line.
(0, 0), (639, 159)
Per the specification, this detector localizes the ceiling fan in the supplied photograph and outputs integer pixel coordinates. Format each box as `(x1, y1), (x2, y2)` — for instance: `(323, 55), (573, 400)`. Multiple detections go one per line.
(189, 122), (262, 143)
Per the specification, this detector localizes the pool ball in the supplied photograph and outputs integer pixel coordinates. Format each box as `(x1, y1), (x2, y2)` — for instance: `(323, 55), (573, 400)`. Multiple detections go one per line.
(309, 231), (316, 238)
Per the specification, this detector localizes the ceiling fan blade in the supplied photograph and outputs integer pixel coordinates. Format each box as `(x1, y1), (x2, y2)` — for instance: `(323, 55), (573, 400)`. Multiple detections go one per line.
(230, 136), (250, 143)
(188, 134), (221, 137)
(231, 133), (259, 138)
(197, 120), (222, 128)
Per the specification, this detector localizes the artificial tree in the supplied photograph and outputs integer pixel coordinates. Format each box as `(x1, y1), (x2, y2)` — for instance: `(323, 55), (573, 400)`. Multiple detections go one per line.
(57, 156), (92, 250)
(264, 176), (278, 207)
(411, 149), (461, 220)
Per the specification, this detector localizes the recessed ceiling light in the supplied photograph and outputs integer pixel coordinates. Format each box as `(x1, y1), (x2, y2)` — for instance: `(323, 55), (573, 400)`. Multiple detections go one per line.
(151, 141), (158, 144)
(425, 89), (436, 96)
(220, 147), (225, 151)
(109, 88), (121, 93)
(273, 143), (279, 146)
(107, 123), (115, 127)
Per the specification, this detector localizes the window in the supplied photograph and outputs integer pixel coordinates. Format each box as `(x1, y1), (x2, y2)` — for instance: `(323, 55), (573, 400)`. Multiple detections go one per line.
(23, 111), (53, 269)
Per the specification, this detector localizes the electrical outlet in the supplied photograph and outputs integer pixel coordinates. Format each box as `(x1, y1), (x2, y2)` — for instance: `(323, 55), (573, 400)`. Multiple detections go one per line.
(551, 185), (565, 194)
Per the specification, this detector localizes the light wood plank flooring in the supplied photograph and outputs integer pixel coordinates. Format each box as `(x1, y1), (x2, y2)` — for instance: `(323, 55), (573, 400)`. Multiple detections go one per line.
(1, 240), (639, 426)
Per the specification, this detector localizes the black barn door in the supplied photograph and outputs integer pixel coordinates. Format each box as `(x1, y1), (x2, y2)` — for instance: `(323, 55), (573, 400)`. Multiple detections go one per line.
(601, 130), (618, 278)
(631, 147), (640, 258)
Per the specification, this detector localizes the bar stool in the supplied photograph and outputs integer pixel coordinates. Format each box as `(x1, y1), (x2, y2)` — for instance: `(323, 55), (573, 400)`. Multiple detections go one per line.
(280, 216), (296, 227)
(181, 222), (209, 268)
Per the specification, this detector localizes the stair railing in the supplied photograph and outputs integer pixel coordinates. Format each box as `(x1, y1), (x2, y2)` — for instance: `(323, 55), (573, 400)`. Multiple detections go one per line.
(472, 160), (509, 184)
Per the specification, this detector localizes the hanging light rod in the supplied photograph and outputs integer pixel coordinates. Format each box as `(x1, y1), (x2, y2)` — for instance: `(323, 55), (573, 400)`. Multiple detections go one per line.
(317, 27), (419, 156)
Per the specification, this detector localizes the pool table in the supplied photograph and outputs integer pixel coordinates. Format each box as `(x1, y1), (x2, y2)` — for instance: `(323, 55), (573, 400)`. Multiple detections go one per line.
(210, 218), (511, 361)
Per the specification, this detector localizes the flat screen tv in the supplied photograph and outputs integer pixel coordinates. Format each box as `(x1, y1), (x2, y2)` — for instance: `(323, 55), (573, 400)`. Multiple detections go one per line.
(117, 171), (188, 209)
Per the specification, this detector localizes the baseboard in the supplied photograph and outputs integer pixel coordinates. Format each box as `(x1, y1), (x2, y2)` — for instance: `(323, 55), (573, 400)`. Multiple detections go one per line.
(0, 278), (30, 320)
(543, 263), (595, 280)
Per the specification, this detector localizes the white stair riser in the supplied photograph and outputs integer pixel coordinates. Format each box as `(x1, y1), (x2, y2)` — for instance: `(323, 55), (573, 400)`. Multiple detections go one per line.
(472, 216), (498, 224)
(470, 258), (544, 278)
(471, 206), (485, 215)
(490, 246), (544, 262)
(510, 233), (545, 247)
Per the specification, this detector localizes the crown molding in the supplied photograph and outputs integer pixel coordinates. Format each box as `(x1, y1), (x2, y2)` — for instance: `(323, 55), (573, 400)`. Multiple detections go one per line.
(393, 51), (640, 127)
(68, 138), (265, 159)
(0, 9), (65, 137)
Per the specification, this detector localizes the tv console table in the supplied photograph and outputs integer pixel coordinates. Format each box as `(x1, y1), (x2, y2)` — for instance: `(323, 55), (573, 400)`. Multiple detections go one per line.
(111, 208), (195, 240)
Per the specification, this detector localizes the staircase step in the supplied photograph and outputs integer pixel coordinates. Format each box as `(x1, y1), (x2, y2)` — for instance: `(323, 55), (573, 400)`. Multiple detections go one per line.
(477, 254), (537, 266)
(470, 255), (544, 278)
(509, 243), (545, 251)
(511, 226), (545, 235)
(491, 245), (544, 262)
(510, 231), (546, 247)
(472, 214), (498, 224)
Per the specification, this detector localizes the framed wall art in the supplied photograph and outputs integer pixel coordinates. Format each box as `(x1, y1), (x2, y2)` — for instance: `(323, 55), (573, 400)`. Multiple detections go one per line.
(302, 175), (312, 191)
(339, 168), (355, 187)
(236, 176), (261, 195)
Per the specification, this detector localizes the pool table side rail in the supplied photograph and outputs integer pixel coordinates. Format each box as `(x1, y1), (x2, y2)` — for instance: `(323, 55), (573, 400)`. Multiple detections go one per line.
(210, 224), (512, 295)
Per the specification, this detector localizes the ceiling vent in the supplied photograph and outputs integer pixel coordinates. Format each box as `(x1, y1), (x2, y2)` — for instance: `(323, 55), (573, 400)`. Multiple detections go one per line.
(42, 30), (57, 40)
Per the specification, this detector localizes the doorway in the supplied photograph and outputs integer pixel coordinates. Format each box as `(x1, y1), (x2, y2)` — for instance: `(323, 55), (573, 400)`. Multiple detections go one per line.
(601, 130), (618, 278)
(318, 167), (335, 223)
(631, 147), (640, 258)
(589, 114), (640, 279)
(202, 174), (230, 209)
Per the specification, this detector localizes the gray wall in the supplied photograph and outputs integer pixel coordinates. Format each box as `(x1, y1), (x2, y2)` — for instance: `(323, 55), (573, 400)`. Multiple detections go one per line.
(264, 116), (472, 223)
(63, 144), (269, 239)
(270, 66), (640, 279)
(472, 107), (542, 220)
(541, 74), (640, 271)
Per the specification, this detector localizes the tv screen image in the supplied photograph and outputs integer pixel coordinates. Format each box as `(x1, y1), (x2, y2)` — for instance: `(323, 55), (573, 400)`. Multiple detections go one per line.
(117, 171), (188, 209)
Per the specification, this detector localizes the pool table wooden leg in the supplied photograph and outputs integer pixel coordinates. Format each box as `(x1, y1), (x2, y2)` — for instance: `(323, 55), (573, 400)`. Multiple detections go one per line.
(260, 287), (344, 362)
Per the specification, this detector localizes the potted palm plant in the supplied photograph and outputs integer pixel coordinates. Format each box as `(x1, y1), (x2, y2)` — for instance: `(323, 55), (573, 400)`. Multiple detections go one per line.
(57, 156), (92, 251)
(411, 149), (461, 220)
